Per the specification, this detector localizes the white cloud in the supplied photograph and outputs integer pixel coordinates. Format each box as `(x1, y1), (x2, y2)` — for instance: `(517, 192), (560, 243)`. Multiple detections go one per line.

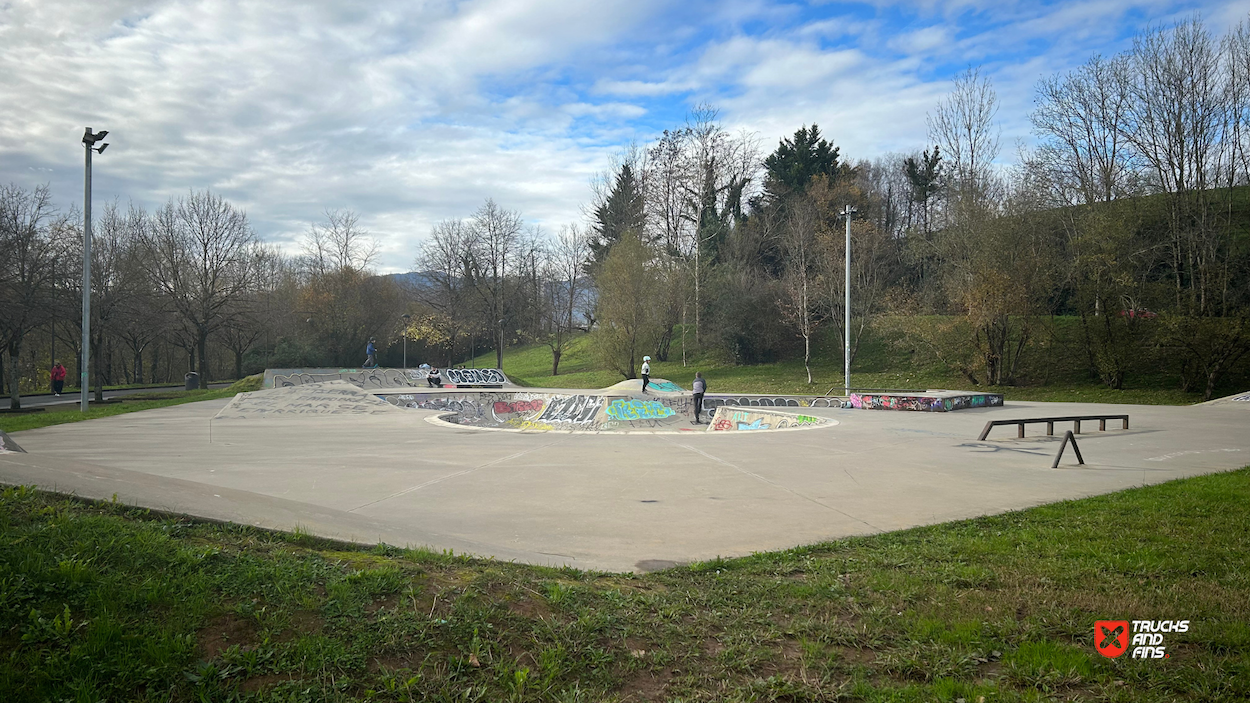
(1, 0), (1243, 273)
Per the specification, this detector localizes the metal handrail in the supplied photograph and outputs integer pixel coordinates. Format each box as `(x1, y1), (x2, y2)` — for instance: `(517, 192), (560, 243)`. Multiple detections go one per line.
(978, 414), (1129, 441)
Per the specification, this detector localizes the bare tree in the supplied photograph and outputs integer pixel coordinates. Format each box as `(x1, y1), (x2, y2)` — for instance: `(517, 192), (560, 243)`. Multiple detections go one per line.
(1123, 18), (1235, 313)
(467, 199), (523, 369)
(776, 197), (824, 384)
(537, 225), (589, 375)
(142, 190), (257, 389)
(928, 67), (1001, 209)
(1033, 54), (1137, 206)
(0, 184), (62, 408)
(303, 209), (378, 275)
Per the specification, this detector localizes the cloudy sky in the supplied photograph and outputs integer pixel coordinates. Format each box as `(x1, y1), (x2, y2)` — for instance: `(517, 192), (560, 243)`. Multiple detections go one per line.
(2, 0), (1246, 271)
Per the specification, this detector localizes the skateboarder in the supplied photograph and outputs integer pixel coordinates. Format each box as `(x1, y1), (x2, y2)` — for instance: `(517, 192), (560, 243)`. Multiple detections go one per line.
(691, 371), (706, 424)
(364, 338), (378, 368)
(640, 356), (651, 393)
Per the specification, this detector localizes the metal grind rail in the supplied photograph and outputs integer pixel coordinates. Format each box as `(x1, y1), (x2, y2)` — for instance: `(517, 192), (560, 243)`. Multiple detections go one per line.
(978, 414), (1129, 441)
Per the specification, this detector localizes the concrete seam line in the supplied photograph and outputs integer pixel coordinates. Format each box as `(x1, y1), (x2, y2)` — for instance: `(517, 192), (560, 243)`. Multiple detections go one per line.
(668, 440), (882, 532)
(346, 438), (569, 513)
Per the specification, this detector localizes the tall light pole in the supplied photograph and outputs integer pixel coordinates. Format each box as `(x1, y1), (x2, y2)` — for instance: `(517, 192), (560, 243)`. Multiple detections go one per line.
(401, 314), (411, 369)
(841, 205), (856, 397)
(81, 128), (109, 412)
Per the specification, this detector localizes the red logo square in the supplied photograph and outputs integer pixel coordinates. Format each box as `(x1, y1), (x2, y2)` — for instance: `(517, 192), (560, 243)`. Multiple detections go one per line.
(1095, 620), (1129, 658)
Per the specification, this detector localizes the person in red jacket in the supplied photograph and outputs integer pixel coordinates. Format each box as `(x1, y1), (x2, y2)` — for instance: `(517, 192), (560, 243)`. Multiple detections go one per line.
(50, 361), (67, 396)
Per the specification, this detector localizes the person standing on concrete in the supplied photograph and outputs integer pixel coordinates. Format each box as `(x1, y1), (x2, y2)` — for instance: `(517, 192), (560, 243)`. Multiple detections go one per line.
(691, 371), (707, 424)
(640, 356), (651, 394)
(50, 361), (67, 396)
(364, 338), (378, 368)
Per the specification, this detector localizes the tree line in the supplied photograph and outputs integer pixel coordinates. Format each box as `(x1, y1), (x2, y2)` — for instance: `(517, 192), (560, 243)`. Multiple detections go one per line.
(4, 16), (1249, 408)
(581, 16), (1250, 399)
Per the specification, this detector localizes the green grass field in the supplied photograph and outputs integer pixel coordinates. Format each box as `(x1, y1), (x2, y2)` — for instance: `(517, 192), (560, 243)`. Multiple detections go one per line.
(2, 468), (1247, 702)
(473, 326), (1212, 406)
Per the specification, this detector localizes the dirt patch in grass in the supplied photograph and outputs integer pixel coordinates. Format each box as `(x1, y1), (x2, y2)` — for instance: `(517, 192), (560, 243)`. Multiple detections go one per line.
(238, 673), (297, 693)
(618, 666), (674, 702)
(198, 613), (257, 659)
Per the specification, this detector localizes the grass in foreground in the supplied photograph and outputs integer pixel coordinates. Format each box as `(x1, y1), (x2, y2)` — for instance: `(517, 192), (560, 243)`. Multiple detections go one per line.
(2, 469), (1248, 702)
(0, 376), (260, 434)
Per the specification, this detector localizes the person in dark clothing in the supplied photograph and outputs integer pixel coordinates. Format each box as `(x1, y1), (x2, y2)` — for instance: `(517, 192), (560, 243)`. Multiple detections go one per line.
(364, 338), (378, 368)
(691, 371), (706, 424)
(50, 361), (67, 396)
(640, 356), (651, 393)
(427, 368), (442, 387)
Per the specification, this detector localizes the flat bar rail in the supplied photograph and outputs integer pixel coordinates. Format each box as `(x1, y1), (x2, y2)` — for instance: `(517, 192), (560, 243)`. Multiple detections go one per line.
(978, 414), (1129, 441)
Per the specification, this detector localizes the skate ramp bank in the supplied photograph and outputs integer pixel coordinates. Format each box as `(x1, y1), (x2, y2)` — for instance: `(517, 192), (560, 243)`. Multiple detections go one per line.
(216, 382), (405, 419)
(0, 430), (25, 454)
(264, 367), (513, 390)
(1198, 390), (1250, 406)
(383, 389), (833, 433)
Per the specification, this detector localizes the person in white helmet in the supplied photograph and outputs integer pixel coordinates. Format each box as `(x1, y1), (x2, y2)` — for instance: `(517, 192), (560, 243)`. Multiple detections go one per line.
(640, 356), (651, 393)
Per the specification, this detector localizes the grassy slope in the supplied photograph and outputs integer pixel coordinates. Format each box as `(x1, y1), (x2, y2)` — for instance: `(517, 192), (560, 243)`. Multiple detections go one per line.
(485, 323), (1211, 405)
(0, 376), (262, 434)
(1, 469), (1248, 702)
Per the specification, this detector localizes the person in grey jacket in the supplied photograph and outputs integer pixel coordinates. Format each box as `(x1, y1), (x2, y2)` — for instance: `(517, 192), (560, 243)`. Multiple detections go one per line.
(692, 371), (707, 424)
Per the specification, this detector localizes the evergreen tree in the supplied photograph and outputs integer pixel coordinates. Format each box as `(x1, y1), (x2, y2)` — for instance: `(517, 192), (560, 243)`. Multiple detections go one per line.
(589, 164), (646, 272)
(763, 124), (841, 202)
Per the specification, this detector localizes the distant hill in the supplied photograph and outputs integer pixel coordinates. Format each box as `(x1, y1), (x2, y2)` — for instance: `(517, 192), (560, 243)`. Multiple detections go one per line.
(385, 271), (439, 289)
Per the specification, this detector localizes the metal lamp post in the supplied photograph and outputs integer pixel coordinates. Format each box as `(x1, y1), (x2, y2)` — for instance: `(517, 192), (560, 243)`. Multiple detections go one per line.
(401, 314), (411, 369)
(80, 128), (109, 412)
(841, 205), (856, 398)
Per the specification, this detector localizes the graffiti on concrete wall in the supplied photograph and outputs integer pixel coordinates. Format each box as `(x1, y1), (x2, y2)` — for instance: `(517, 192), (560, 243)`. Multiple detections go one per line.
(648, 380), (684, 392)
(704, 395), (842, 410)
(707, 408), (829, 432)
(1232, 393), (1250, 402)
(269, 368), (431, 390)
(605, 399), (676, 421)
(443, 368), (507, 385)
(493, 399), (544, 415)
(848, 392), (1003, 412)
(537, 395), (604, 426)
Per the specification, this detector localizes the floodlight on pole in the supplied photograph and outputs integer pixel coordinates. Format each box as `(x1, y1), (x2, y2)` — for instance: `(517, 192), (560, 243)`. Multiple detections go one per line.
(401, 314), (412, 369)
(841, 205), (857, 398)
(80, 127), (109, 412)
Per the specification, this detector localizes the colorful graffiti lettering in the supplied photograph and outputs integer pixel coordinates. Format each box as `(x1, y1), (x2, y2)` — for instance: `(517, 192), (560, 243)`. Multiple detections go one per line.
(712, 415), (733, 431)
(494, 399), (544, 415)
(605, 399), (676, 421)
(737, 418), (770, 430)
(648, 380), (684, 392)
(848, 392), (1003, 412)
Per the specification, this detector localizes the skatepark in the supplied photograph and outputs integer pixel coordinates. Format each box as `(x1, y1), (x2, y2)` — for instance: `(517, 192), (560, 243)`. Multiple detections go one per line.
(2, 370), (1248, 573)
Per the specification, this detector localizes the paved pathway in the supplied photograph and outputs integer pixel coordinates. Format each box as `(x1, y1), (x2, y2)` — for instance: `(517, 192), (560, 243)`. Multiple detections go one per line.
(2, 394), (1247, 572)
(13, 383), (232, 409)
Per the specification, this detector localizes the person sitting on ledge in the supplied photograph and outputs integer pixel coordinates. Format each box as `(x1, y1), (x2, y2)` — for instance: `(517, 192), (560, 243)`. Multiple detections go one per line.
(427, 368), (442, 387)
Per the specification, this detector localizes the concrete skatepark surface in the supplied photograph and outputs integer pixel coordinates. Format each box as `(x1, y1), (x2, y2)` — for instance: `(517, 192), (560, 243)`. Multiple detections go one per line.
(2, 384), (1248, 573)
